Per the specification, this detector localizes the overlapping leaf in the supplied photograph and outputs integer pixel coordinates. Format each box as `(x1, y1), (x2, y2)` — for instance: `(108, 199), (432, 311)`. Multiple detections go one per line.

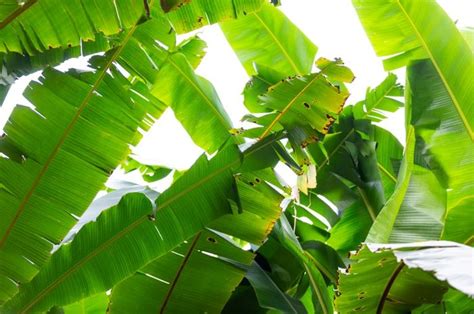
(336, 241), (473, 313)
(221, 2), (317, 76)
(2, 143), (242, 312)
(151, 53), (233, 153)
(256, 61), (352, 139)
(407, 60), (474, 244)
(109, 169), (285, 313)
(109, 231), (254, 313)
(272, 217), (333, 314)
(0, 58), (164, 303)
(0, 0), (145, 55)
(167, 0), (265, 33)
(353, 0), (474, 140)
(365, 128), (446, 244)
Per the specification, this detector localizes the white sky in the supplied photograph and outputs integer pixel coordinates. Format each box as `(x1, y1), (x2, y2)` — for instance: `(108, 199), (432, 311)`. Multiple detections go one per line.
(1, 0), (473, 185)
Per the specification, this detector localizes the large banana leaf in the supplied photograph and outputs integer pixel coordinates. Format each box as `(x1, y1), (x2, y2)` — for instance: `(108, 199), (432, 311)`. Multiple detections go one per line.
(2, 135), (288, 312)
(366, 127), (446, 243)
(0, 0), (264, 58)
(353, 0), (474, 140)
(108, 169), (284, 313)
(335, 241), (473, 313)
(366, 127), (414, 243)
(0, 33), (113, 99)
(109, 231), (254, 313)
(407, 60), (474, 244)
(0, 7), (175, 109)
(0, 0), (145, 54)
(221, 2), (317, 76)
(166, 0), (265, 33)
(151, 53), (233, 153)
(256, 60), (352, 139)
(111, 18), (234, 154)
(2, 143), (242, 312)
(0, 12), (236, 305)
(0, 55), (164, 303)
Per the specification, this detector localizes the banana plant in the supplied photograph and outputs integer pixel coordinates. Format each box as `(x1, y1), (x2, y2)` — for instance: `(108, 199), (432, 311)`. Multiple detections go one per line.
(0, 0), (472, 313)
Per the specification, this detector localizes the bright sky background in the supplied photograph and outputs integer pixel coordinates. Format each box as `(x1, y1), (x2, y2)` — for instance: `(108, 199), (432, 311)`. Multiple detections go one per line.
(1, 0), (473, 191)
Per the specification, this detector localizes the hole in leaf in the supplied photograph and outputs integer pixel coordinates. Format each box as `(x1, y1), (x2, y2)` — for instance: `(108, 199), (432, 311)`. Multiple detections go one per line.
(207, 237), (217, 244)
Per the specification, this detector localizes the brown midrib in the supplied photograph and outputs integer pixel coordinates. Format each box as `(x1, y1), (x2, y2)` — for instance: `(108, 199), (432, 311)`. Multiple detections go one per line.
(376, 261), (405, 314)
(0, 0), (38, 30)
(158, 232), (202, 313)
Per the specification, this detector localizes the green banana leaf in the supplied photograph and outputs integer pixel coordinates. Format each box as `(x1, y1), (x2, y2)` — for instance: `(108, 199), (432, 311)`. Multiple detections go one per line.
(272, 216), (333, 314)
(166, 0), (265, 33)
(151, 53), (233, 153)
(335, 241), (473, 313)
(0, 14), (237, 305)
(2, 142), (242, 312)
(0, 60), (165, 304)
(407, 60), (474, 244)
(0, 33), (116, 84)
(364, 125), (447, 243)
(366, 127), (414, 243)
(0, 11), (176, 106)
(0, 0), (24, 22)
(353, 0), (474, 141)
(209, 170), (284, 244)
(221, 2), (317, 76)
(256, 60), (352, 139)
(413, 289), (474, 314)
(109, 231), (254, 313)
(49, 293), (108, 314)
(0, 0), (146, 54)
(353, 73), (404, 122)
(308, 106), (396, 252)
(108, 168), (285, 313)
(2, 134), (289, 311)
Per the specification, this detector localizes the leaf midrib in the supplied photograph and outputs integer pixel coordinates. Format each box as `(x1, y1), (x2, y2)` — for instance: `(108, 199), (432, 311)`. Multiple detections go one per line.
(158, 232), (202, 313)
(0, 0), (38, 30)
(395, 0), (474, 141)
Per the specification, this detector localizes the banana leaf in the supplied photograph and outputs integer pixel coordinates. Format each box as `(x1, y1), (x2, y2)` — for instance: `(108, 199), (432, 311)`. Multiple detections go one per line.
(336, 241), (473, 313)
